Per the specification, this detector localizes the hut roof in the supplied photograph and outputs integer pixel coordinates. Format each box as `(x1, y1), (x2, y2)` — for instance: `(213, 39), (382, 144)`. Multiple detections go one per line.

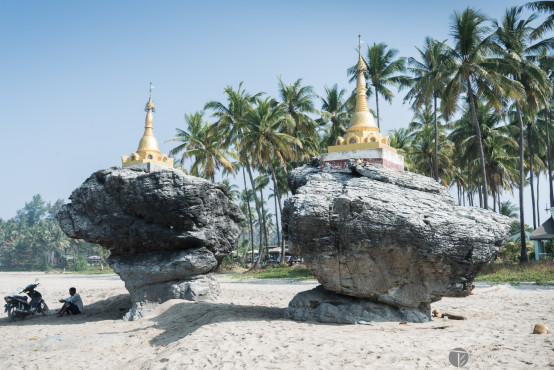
(530, 217), (554, 240)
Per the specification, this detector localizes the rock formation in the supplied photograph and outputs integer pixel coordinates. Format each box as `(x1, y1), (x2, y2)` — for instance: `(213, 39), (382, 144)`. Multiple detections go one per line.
(57, 163), (244, 320)
(282, 159), (511, 323)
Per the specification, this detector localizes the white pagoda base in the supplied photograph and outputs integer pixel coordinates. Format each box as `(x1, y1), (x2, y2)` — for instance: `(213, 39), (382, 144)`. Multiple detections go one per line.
(320, 148), (404, 172)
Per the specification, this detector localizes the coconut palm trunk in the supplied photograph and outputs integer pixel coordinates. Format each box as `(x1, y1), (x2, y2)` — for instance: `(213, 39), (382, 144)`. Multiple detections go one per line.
(547, 111), (554, 207)
(433, 94), (439, 182)
(466, 75), (489, 209)
(242, 168), (255, 266)
(259, 186), (269, 260)
(268, 162), (286, 263)
(537, 174), (541, 225)
(272, 191), (281, 261)
(527, 122), (537, 229)
(375, 86), (380, 129)
(515, 104), (528, 263)
(245, 162), (266, 268)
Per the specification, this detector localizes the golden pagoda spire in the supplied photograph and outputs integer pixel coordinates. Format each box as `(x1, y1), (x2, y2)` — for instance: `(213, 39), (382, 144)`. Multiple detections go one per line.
(137, 82), (161, 154)
(349, 36), (377, 130)
(121, 83), (174, 168)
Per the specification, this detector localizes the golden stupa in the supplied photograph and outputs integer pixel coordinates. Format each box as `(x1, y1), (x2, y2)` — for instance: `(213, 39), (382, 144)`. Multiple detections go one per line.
(121, 86), (174, 168)
(327, 50), (395, 153)
(320, 37), (404, 172)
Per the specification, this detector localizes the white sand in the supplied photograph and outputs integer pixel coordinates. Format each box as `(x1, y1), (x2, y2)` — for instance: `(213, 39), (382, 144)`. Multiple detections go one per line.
(0, 272), (552, 369)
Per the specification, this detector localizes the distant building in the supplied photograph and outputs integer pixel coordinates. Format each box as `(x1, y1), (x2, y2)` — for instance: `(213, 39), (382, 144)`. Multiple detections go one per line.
(530, 208), (554, 261)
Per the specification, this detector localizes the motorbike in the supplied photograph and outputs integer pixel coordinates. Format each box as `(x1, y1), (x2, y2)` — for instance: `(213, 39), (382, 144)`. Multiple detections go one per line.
(4, 278), (50, 321)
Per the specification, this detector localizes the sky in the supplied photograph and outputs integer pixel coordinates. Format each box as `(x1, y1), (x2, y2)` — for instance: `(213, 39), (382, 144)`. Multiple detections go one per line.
(1, 0), (551, 226)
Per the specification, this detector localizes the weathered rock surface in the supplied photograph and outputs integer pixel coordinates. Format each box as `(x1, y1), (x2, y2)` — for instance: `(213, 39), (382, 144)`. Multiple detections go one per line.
(284, 286), (430, 323)
(282, 160), (511, 322)
(57, 163), (244, 260)
(57, 163), (244, 319)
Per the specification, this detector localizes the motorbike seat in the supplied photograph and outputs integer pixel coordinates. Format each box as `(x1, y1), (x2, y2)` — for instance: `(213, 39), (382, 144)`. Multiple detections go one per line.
(14, 295), (28, 301)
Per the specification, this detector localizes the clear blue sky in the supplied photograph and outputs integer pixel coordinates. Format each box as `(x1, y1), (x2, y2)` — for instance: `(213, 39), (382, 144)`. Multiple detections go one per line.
(1, 0), (550, 225)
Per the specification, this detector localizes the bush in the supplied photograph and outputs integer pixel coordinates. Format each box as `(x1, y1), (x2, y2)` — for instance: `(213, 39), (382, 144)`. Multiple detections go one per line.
(72, 256), (88, 272)
(38, 256), (52, 271)
(476, 261), (554, 285)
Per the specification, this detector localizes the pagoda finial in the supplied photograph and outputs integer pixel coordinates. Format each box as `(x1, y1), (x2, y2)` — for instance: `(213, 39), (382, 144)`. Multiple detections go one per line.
(347, 39), (375, 130)
(145, 82), (155, 112)
(356, 35), (367, 72)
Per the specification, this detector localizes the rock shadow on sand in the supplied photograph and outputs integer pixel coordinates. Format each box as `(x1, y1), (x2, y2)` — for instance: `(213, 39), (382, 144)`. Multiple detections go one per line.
(147, 301), (283, 346)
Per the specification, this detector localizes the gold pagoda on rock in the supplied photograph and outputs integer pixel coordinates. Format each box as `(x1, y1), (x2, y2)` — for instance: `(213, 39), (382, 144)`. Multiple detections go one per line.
(121, 87), (174, 168)
(320, 37), (404, 172)
(327, 52), (395, 153)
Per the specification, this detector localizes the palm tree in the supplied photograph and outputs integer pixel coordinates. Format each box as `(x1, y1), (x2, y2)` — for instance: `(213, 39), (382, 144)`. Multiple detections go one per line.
(493, 6), (552, 262)
(278, 77), (317, 167)
(167, 112), (236, 182)
(527, 1), (554, 40)
(242, 98), (301, 263)
(450, 100), (518, 209)
(388, 128), (414, 172)
(536, 104), (554, 207)
(348, 42), (406, 130)
(442, 7), (521, 209)
(203, 83), (268, 268)
(221, 178), (240, 200)
(536, 52), (554, 208)
(404, 37), (449, 181)
(500, 200), (520, 218)
(318, 84), (351, 146)
(408, 107), (454, 183)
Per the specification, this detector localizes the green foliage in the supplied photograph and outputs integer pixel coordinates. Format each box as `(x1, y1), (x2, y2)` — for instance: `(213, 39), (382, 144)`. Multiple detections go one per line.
(475, 261), (554, 285)
(231, 265), (315, 281)
(38, 256), (52, 271)
(0, 194), (107, 271)
(72, 256), (88, 272)
(499, 240), (534, 262)
(509, 220), (534, 235)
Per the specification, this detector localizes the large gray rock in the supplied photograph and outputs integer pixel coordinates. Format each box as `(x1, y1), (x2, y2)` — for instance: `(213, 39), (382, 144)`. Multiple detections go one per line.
(282, 160), (511, 322)
(57, 163), (244, 260)
(57, 163), (244, 320)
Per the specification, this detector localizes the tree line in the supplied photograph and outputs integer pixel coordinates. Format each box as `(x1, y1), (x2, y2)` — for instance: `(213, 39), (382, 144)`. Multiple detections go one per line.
(1, 4), (552, 270)
(0, 194), (107, 271)
(168, 4), (554, 266)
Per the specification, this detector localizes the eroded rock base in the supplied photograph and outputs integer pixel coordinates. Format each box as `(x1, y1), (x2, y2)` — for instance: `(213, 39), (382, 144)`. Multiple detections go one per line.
(122, 274), (220, 321)
(284, 286), (430, 324)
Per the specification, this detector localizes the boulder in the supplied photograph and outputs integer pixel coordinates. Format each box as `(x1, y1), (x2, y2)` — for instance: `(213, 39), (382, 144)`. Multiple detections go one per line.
(284, 286), (430, 324)
(57, 163), (244, 319)
(282, 160), (511, 322)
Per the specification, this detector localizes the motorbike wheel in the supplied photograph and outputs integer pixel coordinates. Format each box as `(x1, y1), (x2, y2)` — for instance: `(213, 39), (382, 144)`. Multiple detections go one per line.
(39, 302), (50, 316)
(8, 305), (25, 322)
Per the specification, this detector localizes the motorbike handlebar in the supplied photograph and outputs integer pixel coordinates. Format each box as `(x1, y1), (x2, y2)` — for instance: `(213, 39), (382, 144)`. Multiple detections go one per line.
(21, 283), (39, 293)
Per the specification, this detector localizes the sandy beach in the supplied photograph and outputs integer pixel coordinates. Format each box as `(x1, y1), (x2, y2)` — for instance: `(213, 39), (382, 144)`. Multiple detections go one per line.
(0, 272), (552, 369)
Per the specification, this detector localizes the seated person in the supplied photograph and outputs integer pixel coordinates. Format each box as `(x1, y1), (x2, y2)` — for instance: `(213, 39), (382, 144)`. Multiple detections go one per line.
(58, 287), (84, 317)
